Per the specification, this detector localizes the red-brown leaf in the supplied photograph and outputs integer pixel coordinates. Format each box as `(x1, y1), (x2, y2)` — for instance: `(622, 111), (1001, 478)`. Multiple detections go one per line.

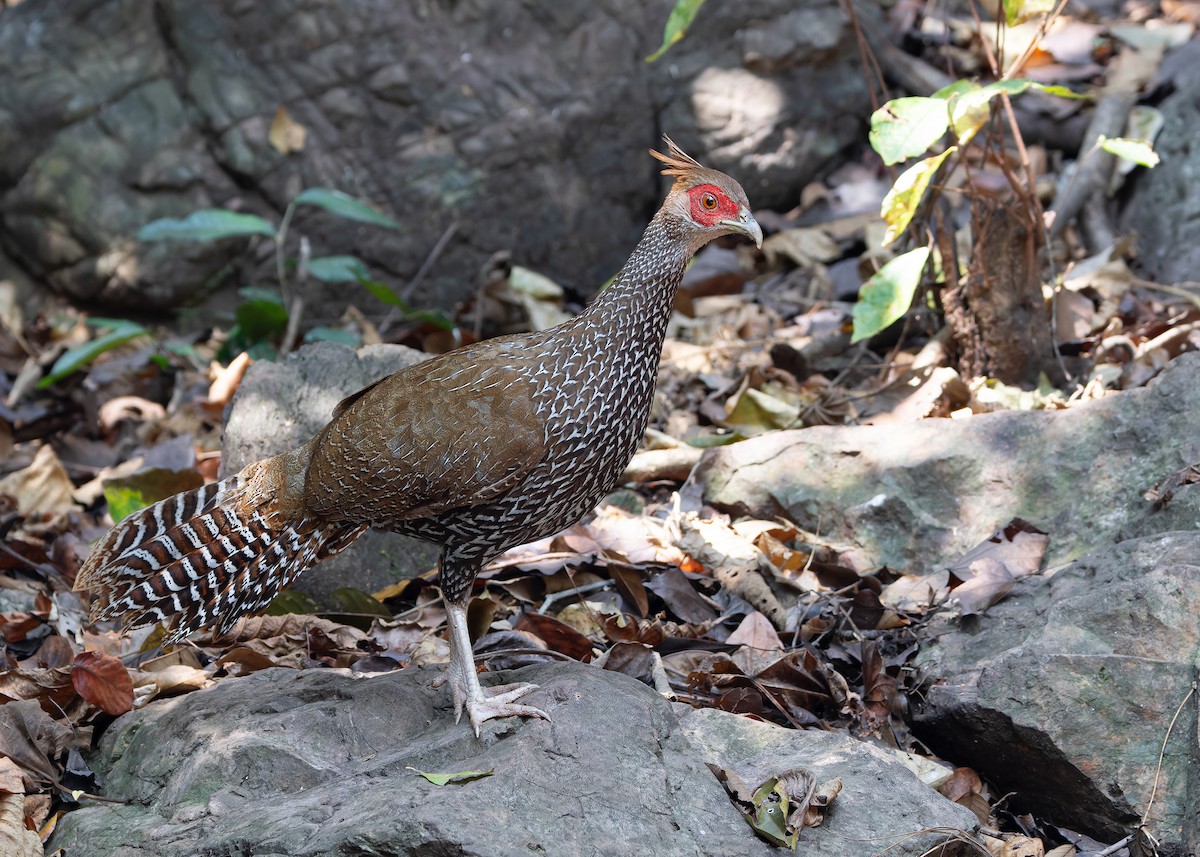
(71, 652), (133, 716)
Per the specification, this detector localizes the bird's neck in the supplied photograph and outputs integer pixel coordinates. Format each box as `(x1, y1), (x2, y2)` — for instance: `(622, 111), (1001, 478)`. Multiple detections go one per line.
(573, 213), (693, 344)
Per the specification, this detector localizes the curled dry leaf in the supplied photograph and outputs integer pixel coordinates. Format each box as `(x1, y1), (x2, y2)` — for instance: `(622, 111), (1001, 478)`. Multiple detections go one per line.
(207, 351), (253, 407)
(997, 834), (1045, 857)
(0, 444), (76, 521)
(71, 651), (134, 716)
(0, 788), (41, 857)
(514, 611), (595, 662)
(953, 558), (1016, 616)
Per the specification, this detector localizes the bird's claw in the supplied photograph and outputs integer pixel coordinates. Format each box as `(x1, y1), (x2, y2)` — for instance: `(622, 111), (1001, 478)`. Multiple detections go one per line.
(449, 677), (550, 737)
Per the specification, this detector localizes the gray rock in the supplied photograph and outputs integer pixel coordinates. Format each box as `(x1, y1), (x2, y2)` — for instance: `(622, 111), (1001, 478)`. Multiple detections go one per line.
(221, 341), (438, 604)
(1122, 39), (1200, 285)
(50, 662), (975, 856)
(700, 351), (1200, 571)
(912, 532), (1200, 854)
(0, 0), (872, 312)
(677, 707), (980, 855)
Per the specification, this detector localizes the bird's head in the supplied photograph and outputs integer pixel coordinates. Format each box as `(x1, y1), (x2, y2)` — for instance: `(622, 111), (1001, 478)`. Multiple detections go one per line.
(651, 136), (763, 252)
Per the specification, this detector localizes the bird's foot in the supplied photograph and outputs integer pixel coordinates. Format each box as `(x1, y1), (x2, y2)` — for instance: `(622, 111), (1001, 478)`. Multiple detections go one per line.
(444, 598), (550, 735)
(450, 678), (550, 736)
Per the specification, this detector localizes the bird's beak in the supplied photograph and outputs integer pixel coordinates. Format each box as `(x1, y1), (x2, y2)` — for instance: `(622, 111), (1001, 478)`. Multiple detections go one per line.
(720, 207), (763, 248)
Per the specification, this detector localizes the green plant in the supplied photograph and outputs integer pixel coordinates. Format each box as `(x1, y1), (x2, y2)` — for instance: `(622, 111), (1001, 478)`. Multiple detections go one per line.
(139, 187), (452, 359)
(859, 25), (1159, 347)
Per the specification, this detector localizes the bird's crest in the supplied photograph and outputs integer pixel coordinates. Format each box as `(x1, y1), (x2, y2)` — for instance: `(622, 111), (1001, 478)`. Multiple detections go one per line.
(650, 136), (718, 191)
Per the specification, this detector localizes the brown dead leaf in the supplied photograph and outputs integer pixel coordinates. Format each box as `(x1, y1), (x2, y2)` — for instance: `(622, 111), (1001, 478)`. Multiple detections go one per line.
(937, 766), (984, 803)
(18, 636), (74, 672)
(514, 612), (595, 662)
(0, 788), (41, 857)
(997, 834), (1044, 857)
(97, 396), (166, 432)
(1044, 845), (1077, 857)
(132, 663), (209, 699)
(728, 611), (783, 675)
(608, 562), (650, 618)
(71, 651), (133, 716)
(207, 351), (252, 407)
(859, 641), (896, 735)
(645, 566), (718, 624)
(0, 699), (77, 791)
(600, 613), (665, 647)
(600, 641), (656, 683)
(950, 519), (1049, 581)
(0, 445), (75, 520)
(216, 646), (279, 676)
(269, 106), (307, 154)
(0, 667), (75, 713)
(217, 614), (367, 651)
(880, 570), (950, 612)
(1145, 461), (1200, 509)
(953, 558), (1016, 616)
(0, 757), (24, 794)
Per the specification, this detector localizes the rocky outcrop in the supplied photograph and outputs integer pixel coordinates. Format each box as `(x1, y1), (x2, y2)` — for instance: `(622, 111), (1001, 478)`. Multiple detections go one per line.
(698, 352), (1200, 571)
(0, 0), (870, 312)
(913, 531), (1200, 855)
(50, 662), (977, 856)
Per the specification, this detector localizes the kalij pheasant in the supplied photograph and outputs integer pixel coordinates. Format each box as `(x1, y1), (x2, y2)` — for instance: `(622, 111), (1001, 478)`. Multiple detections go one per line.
(74, 138), (762, 734)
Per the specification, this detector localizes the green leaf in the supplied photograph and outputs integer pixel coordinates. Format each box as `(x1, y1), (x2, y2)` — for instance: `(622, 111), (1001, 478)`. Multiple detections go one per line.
(880, 148), (957, 247)
(293, 188), (401, 229)
(646, 0), (706, 62)
(38, 319), (149, 388)
(307, 255), (369, 283)
(303, 326), (361, 346)
(138, 209), (276, 243)
(1097, 135), (1160, 168)
(266, 590), (322, 616)
(237, 285), (285, 305)
(406, 767), (494, 787)
(1004, 0), (1057, 25)
(852, 247), (931, 344)
(869, 97), (950, 165)
(234, 297), (289, 342)
(1031, 82), (1088, 99)
(358, 277), (407, 307)
(357, 277), (457, 331)
(330, 587), (392, 618)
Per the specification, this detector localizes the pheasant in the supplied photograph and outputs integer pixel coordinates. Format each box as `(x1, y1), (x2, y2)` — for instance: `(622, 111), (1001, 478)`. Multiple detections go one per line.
(74, 138), (762, 734)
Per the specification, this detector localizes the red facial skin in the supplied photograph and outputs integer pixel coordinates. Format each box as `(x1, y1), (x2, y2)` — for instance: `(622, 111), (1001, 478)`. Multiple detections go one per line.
(687, 183), (741, 227)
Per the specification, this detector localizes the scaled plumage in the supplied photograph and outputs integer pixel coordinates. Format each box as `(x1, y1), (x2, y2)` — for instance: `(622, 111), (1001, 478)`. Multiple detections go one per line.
(75, 137), (761, 734)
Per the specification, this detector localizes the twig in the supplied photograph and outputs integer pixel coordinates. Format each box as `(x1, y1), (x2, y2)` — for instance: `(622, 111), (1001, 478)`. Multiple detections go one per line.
(1139, 678), (1197, 829)
(401, 219), (459, 302)
(280, 236), (311, 355)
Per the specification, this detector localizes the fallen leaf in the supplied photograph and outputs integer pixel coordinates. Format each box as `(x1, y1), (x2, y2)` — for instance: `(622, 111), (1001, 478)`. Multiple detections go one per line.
(406, 767), (493, 786)
(644, 566), (718, 624)
(953, 558), (1016, 616)
(859, 641), (897, 734)
(998, 834), (1044, 857)
(937, 766), (984, 802)
(514, 612), (595, 661)
(0, 788), (40, 857)
(269, 106), (307, 154)
(0, 445), (75, 520)
(0, 699), (78, 791)
(949, 519), (1049, 581)
(71, 652), (134, 716)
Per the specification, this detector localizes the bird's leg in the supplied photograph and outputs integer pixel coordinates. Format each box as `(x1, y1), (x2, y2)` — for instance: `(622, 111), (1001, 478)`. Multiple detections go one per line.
(444, 599), (550, 736)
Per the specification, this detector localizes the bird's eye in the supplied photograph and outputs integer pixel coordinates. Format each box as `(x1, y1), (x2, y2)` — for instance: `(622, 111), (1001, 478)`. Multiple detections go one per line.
(701, 193), (718, 211)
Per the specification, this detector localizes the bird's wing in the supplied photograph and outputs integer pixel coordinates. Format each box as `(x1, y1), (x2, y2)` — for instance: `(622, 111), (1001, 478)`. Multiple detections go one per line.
(303, 350), (549, 524)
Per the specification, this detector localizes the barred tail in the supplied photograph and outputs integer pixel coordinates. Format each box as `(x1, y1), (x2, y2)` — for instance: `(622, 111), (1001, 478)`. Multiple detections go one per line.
(74, 469), (365, 643)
